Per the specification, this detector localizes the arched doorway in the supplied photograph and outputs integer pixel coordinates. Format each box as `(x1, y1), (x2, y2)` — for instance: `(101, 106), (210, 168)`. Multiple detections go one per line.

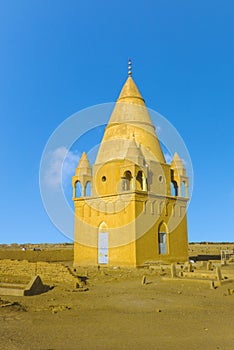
(98, 222), (108, 264)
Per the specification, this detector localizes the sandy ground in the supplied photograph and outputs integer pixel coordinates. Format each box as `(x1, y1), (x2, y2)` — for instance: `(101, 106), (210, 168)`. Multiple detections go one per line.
(0, 244), (234, 350)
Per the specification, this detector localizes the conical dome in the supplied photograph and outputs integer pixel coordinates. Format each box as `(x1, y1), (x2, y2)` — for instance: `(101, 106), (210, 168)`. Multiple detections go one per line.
(117, 76), (145, 105)
(107, 76), (155, 133)
(95, 72), (165, 165)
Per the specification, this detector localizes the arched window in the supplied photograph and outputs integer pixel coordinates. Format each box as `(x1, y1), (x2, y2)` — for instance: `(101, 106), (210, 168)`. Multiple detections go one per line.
(158, 222), (168, 255)
(136, 171), (147, 191)
(75, 181), (82, 198)
(85, 181), (91, 196)
(171, 181), (178, 196)
(136, 171), (143, 190)
(122, 171), (132, 191)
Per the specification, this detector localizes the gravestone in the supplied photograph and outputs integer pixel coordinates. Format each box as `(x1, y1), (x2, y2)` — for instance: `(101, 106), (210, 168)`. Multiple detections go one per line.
(171, 264), (177, 278)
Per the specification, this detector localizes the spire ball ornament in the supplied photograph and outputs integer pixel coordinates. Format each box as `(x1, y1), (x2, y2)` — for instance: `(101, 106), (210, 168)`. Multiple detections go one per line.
(128, 58), (132, 76)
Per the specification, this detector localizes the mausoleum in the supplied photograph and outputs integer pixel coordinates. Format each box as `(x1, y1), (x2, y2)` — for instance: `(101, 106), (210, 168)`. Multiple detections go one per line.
(72, 61), (189, 267)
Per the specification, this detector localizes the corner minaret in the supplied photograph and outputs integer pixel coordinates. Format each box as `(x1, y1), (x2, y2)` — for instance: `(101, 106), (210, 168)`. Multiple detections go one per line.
(72, 152), (92, 197)
(73, 61), (189, 267)
(171, 152), (189, 197)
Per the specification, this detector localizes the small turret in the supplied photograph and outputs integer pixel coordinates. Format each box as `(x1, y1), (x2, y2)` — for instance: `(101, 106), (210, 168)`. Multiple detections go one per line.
(171, 152), (188, 197)
(72, 152), (92, 197)
(171, 152), (186, 177)
(75, 152), (92, 177)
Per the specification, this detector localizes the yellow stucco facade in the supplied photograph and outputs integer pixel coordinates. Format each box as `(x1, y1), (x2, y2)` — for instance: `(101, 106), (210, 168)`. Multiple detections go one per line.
(72, 65), (189, 267)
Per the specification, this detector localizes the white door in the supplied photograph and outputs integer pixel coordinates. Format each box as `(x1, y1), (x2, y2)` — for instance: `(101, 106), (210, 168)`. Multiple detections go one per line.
(98, 232), (108, 264)
(158, 232), (167, 254)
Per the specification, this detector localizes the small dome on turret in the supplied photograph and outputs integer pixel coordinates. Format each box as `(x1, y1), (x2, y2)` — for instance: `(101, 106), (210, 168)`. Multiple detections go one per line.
(76, 152), (91, 176)
(171, 152), (186, 177)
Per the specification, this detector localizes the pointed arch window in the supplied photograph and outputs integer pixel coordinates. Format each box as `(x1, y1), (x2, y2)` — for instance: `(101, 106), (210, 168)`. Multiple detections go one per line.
(158, 222), (168, 255)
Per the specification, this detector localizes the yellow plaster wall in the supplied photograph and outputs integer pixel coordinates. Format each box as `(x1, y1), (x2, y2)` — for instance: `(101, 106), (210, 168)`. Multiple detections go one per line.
(73, 191), (188, 267)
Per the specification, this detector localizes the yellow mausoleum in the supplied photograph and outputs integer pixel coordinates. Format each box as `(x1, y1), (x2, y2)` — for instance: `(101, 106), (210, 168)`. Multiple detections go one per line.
(72, 62), (189, 267)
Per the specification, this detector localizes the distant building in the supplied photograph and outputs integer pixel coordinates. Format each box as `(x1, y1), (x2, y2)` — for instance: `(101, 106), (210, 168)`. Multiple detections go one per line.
(72, 61), (189, 267)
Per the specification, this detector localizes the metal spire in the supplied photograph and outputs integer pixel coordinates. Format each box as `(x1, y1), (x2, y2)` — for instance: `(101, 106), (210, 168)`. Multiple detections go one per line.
(128, 58), (132, 76)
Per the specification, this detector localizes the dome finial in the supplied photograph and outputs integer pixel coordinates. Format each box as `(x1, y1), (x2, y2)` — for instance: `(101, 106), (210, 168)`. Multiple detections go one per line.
(128, 58), (132, 76)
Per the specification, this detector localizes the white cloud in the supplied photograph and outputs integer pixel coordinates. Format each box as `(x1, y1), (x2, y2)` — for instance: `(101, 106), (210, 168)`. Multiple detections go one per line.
(44, 146), (80, 189)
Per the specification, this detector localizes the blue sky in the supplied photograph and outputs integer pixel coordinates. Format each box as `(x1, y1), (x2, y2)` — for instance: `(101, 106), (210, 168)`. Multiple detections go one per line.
(0, 0), (234, 243)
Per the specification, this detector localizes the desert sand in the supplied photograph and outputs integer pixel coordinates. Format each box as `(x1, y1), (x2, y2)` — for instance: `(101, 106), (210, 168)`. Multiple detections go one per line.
(0, 243), (234, 350)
